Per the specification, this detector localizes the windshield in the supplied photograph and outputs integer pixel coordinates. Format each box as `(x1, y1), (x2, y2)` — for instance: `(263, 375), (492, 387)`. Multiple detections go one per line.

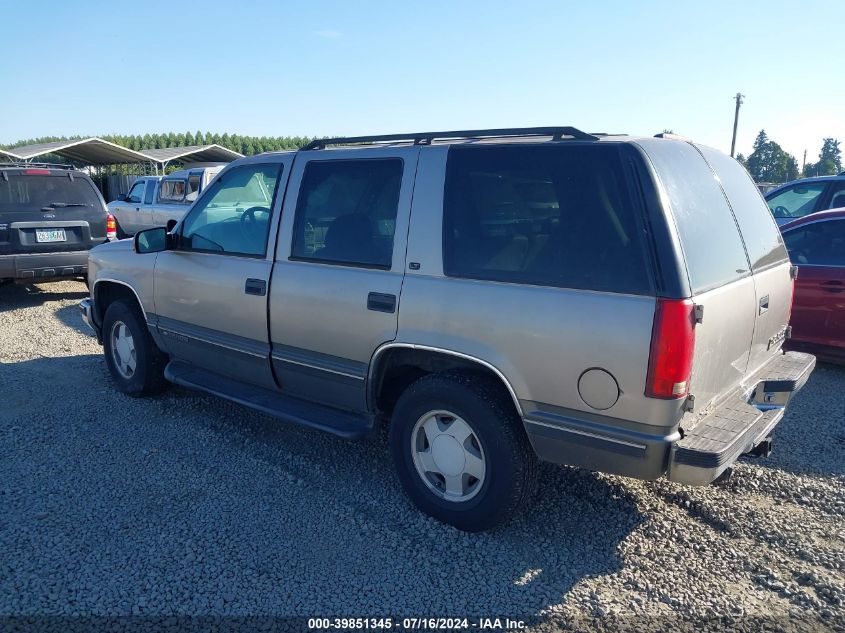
(0, 174), (101, 214)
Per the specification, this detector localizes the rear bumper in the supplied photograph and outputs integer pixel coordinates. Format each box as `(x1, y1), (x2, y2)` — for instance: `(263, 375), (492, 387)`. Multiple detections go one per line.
(0, 251), (89, 281)
(667, 351), (816, 485)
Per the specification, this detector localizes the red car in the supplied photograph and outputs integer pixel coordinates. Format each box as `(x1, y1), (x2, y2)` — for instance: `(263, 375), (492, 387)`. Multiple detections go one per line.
(781, 208), (845, 363)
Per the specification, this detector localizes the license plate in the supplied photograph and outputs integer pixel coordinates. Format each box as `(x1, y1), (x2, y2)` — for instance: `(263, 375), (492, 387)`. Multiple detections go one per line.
(35, 229), (66, 243)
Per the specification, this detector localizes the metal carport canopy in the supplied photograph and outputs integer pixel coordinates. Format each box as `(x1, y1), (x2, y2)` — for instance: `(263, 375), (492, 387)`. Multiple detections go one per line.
(0, 147), (23, 160)
(141, 144), (243, 164)
(1, 137), (153, 164)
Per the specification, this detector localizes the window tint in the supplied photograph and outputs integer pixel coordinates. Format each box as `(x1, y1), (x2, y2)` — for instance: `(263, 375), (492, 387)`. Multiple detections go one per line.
(697, 145), (788, 271)
(766, 183), (825, 220)
(442, 145), (652, 294)
(158, 179), (187, 203)
(127, 181), (145, 204)
(0, 175), (101, 214)
(782, 219), (845, 266)
(291, 159), (402, 268)
(143, 181), (156, 204)
(638, 139), (749, 293)
(180, 164), (281, 257)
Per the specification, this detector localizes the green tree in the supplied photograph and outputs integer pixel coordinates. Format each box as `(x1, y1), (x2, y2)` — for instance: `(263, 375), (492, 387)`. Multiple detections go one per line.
(745, 129), (798, 183)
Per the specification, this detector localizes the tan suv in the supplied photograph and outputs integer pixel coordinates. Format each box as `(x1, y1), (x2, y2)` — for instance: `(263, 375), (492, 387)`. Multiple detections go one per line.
(80, 127), (815, 531)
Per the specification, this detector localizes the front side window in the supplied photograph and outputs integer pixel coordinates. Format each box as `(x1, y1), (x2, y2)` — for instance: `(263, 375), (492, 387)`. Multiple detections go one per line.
(158, 179), (187, 203)
(291, 159), (403, 268)
(783, 219), (845, 266)
(766, 183), (826, 221)
(179, 163), (282, 256)
(442, 145), (652, 294)
(126, 181), (145, 204)
(144, 181), (156, 204)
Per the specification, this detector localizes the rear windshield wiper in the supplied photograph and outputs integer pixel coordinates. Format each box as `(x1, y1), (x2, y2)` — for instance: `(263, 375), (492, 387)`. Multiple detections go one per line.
(43, 202), (87, 208)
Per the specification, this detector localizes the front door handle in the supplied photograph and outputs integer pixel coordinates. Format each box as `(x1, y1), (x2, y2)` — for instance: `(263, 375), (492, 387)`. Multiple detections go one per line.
(821, 280), (844, 293)
(245, 278), (267, 296)
(367, 292), (396, 313)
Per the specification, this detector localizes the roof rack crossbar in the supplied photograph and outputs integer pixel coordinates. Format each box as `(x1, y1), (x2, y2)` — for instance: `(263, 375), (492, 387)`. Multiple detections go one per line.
(303, 126), (600, 150)
(0, 161), (77, 170)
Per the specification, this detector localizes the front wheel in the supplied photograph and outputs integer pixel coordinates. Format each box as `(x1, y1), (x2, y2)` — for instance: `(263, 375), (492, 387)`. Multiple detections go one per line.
(389, 373), (537, 531)
(102, 299), (168, 396)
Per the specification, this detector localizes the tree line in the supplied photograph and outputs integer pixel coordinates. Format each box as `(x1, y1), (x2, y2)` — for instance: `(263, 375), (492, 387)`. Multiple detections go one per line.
(737, 131), (841, 183)
(3, 129), (842, 185)
(1, 132), (314, 156)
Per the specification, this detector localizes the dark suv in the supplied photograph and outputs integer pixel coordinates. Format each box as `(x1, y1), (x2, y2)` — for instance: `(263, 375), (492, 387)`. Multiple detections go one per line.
(0, 163), (113, 285)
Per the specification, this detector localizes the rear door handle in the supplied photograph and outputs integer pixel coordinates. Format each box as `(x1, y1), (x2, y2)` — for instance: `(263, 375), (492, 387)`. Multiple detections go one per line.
(245, 278), (267, 296)
(367, 292), (396, 313)
(821, 280), (844, 293)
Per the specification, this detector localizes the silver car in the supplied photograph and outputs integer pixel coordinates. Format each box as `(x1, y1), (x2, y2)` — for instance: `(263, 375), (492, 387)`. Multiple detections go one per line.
(80, 127), (815, 531)
(107, 165), (225, 237)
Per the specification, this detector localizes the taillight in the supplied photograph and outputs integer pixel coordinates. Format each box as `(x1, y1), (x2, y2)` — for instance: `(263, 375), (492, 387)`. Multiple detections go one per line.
(106, 214), (117, 240)
(645, 298), (696, 399)
(23, 168), (51, 175)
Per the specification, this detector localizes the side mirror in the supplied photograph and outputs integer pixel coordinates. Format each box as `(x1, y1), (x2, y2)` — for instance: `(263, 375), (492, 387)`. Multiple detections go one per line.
(166, 219), (178, 232)
(116, 194), (128, 202)
(134, 227), (168, 254)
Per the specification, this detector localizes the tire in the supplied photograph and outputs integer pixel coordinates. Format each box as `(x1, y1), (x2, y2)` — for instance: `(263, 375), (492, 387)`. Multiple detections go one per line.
(389, 372), (538, 531)
(102, 299), (168, 396)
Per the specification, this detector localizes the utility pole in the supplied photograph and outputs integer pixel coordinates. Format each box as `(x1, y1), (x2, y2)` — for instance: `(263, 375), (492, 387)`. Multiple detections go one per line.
(730, 92), (744, 157)
(802, 149), (807, 174)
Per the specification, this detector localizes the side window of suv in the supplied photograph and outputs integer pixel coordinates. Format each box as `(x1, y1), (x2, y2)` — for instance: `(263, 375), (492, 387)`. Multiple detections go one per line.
(766, 183), (826, 220)
(179, 163), (282, 257)
(442, 145), (652, 294)
(290, 159), (403, 269)
(783, 219), (845, 266)
(126, 181), (145, 204)
(143, 181), (156, 204)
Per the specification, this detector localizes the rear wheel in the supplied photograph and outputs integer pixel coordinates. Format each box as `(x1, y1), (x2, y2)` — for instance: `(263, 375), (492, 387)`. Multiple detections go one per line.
(102, 299), (167, 396)
(389, 373), (537, 531)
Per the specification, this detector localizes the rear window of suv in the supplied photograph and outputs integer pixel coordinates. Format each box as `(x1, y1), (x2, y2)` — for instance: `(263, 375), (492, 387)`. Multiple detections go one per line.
(696, 145), (788, 272)
(442, 144), (652, 295)
(636, 139), (750, 293)
(0, 173), (101, 214)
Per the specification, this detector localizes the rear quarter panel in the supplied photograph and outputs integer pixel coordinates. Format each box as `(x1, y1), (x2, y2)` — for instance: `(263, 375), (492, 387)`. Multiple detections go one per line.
(400, 146), (681, 431)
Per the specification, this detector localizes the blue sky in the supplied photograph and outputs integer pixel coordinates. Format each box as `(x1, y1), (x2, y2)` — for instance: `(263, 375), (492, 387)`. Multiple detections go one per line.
(1, 0), (843, 161)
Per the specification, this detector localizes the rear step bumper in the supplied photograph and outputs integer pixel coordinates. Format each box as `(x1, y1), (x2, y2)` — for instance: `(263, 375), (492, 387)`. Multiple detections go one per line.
(0, 251), (89, 280)
(667, 351), (816, 485)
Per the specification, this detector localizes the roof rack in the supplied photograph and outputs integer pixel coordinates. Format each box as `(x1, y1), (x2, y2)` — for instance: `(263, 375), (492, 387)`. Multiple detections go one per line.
(303, 126), (600, 151)
(0, 161), (77, 170)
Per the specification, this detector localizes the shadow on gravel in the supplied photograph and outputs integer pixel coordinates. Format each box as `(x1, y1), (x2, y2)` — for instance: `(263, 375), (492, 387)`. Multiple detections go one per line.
(54, 303), (96, 337)
(0, 281), (88, 312)
(0, 353), (644, 620)
(755, 361), (845, 479)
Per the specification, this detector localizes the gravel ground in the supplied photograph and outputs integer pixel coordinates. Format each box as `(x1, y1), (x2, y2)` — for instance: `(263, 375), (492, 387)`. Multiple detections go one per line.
(0, 280), (843, 631)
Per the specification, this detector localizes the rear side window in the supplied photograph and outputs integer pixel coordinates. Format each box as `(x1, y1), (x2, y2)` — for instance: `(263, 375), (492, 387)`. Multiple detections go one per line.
(291, 159), (403, 269)
(697, 145), (788, 271)
(638, 139), (749, 293)
(442, 144), (652, 294)
(143, 181), (156, 204)
(0, 174), (101, 214)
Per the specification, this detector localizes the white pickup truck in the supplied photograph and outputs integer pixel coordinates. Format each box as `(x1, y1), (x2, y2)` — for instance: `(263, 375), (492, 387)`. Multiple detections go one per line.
(108, 165), (225, 237)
